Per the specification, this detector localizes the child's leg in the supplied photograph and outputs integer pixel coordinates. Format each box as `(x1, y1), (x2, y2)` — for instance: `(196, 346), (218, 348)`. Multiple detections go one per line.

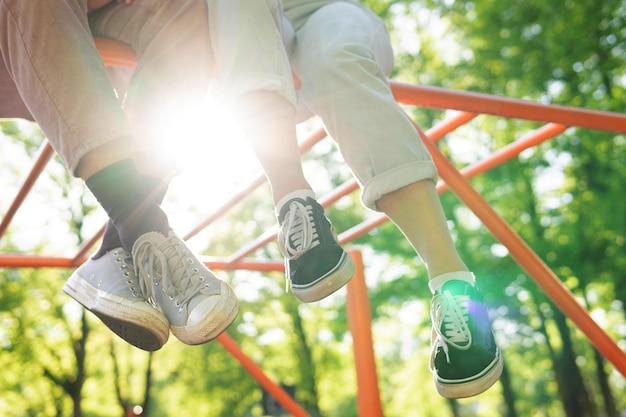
(291, 1), (502, 398)
(89, 0), (213, 180)
(238, 90), (311, 205)
(208, 0), (308, 204)
(93, 175), (169, 259)
(1, 0), (132, 176)
(1, 0), (171, 350)
(208, 0), (354, 301)
(87, 0), (215, 253)
(377, 180), (468, 278)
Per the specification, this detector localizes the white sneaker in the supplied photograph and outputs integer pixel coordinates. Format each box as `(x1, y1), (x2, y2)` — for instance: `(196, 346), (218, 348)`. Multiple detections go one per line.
(132, 231), (239, 345)
(63, 248), (169, 351)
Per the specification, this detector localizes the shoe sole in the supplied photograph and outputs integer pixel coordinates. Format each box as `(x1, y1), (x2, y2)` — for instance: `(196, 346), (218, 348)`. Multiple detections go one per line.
(170, 282), (240, 345)
(63, 272), (169, 351)
(292, 252), (356, 303)
(434, 348), (504, 399)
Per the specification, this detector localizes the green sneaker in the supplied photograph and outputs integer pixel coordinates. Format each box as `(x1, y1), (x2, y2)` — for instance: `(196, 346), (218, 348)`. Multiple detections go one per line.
(429, 275), (503, 398)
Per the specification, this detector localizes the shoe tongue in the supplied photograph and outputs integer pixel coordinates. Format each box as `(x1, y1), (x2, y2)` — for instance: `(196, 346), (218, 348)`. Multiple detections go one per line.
(429, 271), (475, 294)
(276, 189), (316, 218)
(440, 280), (471, 296)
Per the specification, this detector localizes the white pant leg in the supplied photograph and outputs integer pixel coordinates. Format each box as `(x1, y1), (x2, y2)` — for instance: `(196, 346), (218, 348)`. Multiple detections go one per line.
(290, 2), (437, 211)
(207, 0), (296, 107)
(0, 0), (132, 174)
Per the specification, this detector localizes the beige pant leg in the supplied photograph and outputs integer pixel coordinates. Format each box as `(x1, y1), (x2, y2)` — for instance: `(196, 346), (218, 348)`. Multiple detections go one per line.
(89, 0), (212, 178)
(0, 0), (131, 174)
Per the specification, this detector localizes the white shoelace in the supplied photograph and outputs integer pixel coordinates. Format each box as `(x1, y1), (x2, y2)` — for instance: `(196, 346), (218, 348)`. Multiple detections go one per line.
(278, 200), (322, 292)
(278, 200), (320, 261)
(431, 290), (472, 364)
(134, 237), (208, 311)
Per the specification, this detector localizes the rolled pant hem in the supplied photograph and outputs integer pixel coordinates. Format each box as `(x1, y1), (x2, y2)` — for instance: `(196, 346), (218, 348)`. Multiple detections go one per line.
(361, 161), (438, 211)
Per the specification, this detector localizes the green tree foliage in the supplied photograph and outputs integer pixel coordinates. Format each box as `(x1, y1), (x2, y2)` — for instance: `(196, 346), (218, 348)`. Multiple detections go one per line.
(2, 0), (626, 415)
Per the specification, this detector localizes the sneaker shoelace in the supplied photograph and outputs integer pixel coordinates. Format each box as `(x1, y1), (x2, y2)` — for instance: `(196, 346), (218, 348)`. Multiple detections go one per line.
(431, 290), (472, 364)
(278, 200), (321, 292)
(134, 238), (210, 312)
(278, 200), (320, 261)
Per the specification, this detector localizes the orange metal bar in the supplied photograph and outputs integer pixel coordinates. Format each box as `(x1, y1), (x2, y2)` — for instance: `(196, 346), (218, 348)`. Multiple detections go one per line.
(2, 40), (625, 389)
(339, 121), (569, 243)
(417, 127), (626, 377)
(71, 225), (106, 267)
(223, 111), (475, 265)
(338, 214), (387, 245)
(224, 226), (280, 267)
(0, 107), (467, 268)
(297, 125), (330, 154)
(0, 118), (565, 270)
(224, 180), (360, 265)
(318, 178), (360, 207)
(183, 175), (267, 241)
(436, 122), (568, 193)
(346, 250), (384, 417)
(203, 257), (283, 272)
(0, 254), (283, 271)
(0, 141), (55, 240)
(390, 81), (626, 133)
(337, 111), (480, 243)
(94, 38), (137, 68)
(68, 127), (328, 263)
(426, 111), (477, 139)
(183, 127), (329, 242)
(0, 119), (578, 268)
(0, 255), (88, 268)
(217, 333), (311, 417)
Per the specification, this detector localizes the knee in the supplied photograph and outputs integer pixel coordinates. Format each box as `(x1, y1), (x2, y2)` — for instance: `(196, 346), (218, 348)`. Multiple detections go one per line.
(299, 40), (384, 98)
(308, 40), (378, 77)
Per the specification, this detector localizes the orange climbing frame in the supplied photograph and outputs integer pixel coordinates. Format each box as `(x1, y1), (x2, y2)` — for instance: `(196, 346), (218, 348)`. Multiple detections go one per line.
(2, 39), (626, 416)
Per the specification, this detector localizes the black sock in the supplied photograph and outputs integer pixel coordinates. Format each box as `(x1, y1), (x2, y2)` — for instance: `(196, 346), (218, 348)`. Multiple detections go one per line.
(93, 175), (170, 259)
(86, 160), (170, 252)
(92, 221), (123, 259)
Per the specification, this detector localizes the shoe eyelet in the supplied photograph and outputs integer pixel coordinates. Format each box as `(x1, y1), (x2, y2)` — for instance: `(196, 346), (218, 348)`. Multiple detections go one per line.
(198, 276), (205, 282)
(169, 295), (175, 301)
(123, 272), (130, 277)
(186, 258), (193, 264)
(193, 268), (199, 273)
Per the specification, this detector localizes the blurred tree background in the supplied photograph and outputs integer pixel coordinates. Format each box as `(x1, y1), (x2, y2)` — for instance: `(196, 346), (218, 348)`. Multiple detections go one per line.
(1, 0), (625, 416)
